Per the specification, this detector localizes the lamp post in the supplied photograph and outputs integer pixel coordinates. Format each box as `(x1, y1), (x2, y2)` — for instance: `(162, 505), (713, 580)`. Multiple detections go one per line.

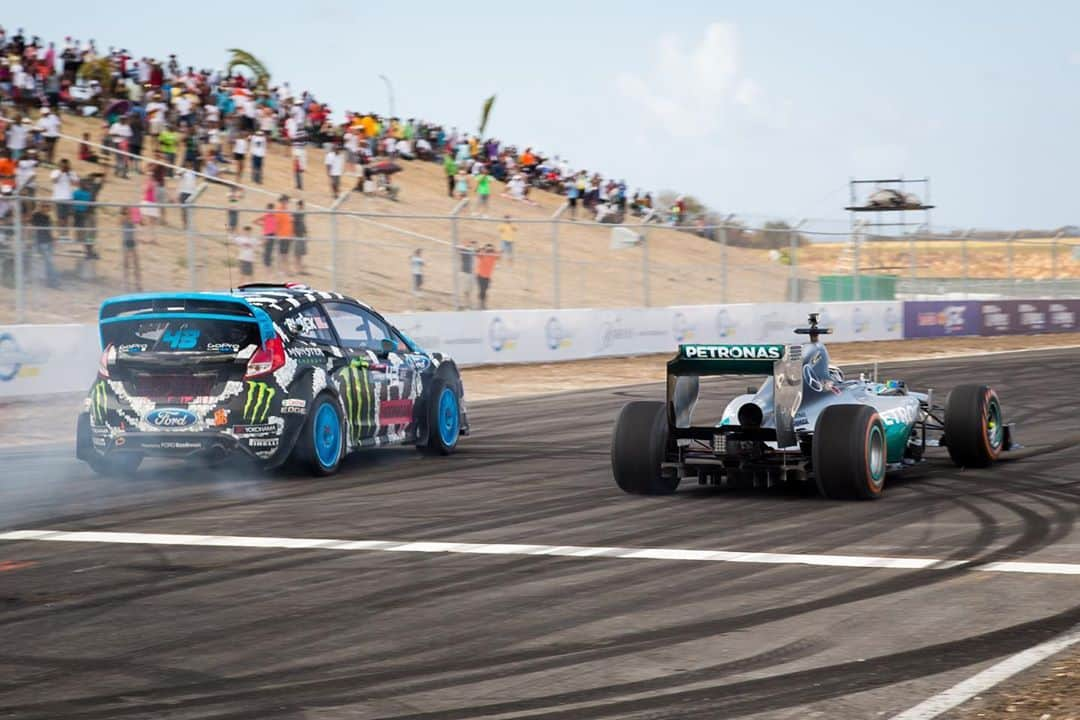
(378, 74), (395, 119)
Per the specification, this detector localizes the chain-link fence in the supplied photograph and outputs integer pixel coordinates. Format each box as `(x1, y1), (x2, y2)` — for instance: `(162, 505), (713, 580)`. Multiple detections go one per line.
(2, 194), (1079, 323)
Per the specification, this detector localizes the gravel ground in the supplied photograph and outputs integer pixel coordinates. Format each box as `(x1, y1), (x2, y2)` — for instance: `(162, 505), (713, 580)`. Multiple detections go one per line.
(949, 649), (1079, 720)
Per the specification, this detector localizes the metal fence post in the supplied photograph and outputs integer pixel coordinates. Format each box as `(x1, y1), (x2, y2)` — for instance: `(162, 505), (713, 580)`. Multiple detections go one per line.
(1051, 230), (1063, 299)
(853, 221), (862, 302)
(1007, 231), (1016, 297)
(641, 227), (650, 307)
(551, 203), (568, 308)
(13, 191), (24, 322)
(185, 183), (209, 291)
(961, 229), (973, 300)
(722, 214), (734, 304)
(329, 191), (351, 293)
(449, 198), (469, 309)
(789, 219), (805, 302)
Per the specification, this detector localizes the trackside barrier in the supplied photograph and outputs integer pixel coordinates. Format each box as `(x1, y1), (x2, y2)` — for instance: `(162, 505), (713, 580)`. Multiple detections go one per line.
(2, 299), (1076, 399)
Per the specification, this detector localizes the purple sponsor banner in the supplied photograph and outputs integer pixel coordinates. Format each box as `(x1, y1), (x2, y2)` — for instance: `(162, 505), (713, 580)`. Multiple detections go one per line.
(903, 301), (982, 338)
(980, 300), (1080, 335)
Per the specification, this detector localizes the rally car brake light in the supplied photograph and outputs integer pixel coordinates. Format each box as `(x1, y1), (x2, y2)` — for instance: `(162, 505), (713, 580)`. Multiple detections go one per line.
(245, 336), (286, 378)
(98, 344), (115, 378)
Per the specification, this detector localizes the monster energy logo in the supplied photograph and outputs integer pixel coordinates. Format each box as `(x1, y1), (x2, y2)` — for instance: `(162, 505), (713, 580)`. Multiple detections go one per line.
(90, 381), (108, 424)
(244, 382), (277, 422)
(341, 359), (373, 442)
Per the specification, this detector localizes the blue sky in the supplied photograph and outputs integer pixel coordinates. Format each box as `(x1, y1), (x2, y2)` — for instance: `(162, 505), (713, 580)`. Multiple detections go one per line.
(7, 1), (1080, 229)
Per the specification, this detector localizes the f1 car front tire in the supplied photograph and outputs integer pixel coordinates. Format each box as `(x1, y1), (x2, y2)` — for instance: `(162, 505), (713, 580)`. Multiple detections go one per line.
(813, 404), (887, 500)
(611, 401), (679, 495)
(945, 384), (1003, 468)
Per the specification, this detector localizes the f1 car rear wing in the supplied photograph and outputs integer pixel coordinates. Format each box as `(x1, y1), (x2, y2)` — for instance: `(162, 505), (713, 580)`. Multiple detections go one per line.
(667, 344), (805, 448)
(98, 292), (276, 348)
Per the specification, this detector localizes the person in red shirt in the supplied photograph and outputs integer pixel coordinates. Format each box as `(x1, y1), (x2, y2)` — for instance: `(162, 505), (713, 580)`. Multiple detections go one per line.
(261, 202), (277, 269)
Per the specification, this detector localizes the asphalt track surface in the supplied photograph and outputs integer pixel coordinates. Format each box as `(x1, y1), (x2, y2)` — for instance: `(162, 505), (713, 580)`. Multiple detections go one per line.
(0, 348), (1077, 720)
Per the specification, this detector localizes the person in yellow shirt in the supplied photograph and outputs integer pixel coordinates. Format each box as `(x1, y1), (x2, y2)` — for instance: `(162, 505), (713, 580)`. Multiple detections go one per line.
(498, 215), (516, 265)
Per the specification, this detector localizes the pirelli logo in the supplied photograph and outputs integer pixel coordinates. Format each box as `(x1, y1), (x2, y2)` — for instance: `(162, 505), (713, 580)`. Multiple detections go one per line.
(680, 344), (785, 360)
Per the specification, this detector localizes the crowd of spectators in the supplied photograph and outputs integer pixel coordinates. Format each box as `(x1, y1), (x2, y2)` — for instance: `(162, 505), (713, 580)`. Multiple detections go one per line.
(0, 26), (690, 300)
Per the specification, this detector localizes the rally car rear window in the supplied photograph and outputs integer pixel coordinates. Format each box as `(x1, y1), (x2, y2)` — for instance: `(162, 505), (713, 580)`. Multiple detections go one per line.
(101, 319), (259, 354)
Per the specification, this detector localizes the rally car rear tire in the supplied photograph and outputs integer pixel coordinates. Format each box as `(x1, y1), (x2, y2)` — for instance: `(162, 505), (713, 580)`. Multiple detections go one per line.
(295, 392), (345, 476)
(813, 404), (887, 500)
(611, 401), (679, 495)
(422, 378), (462, 456)
(945, 384), (1003, 468)
(87, 453), (143, 477)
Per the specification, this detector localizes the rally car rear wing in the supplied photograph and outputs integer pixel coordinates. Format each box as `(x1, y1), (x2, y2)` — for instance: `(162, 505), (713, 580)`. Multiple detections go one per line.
(666, 344), (804, 448)
(98, 292), (276, 348)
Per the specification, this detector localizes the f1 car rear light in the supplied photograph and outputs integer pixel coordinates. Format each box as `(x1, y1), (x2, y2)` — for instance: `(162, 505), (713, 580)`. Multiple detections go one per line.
(98, 344), (115, 379)
(245, 336), (286, 379)
(713, 434), (727, 454)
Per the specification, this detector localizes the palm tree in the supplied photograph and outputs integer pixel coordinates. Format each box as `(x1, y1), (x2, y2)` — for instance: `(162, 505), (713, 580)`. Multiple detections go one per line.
(478, 95), (496, 138)
(226, 49), (270, 88)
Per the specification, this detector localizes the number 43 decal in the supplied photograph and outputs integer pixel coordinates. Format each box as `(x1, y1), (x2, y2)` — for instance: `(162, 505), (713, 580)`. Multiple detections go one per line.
(162, 328), (201, 350)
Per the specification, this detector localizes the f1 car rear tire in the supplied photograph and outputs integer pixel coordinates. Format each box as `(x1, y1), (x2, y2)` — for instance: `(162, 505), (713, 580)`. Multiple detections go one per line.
(611, 401), (679, 495)
(813, 404), (887, 500)
(422, 378), (461, 456)
(945, 384), (1003, 468)
(296, 392), (345, 476)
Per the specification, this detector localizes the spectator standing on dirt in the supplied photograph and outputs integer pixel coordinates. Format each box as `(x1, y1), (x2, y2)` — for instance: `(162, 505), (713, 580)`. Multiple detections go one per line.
(293, 199), (307, 274)
(108, 117), (132, 178)
(565, 176), (580, 219)
(474, 166), (493, 217)
(49, 158), (78, 239)
(498, 216), (516, 264)
(121, 207), (142, 291)
(275, 195), (294, 271)
(249, 130), (267, 184)
(454, 167), (469, 200)
(178, 167), (197, 228)
(324, 145), (344, 196)
(30, 203), (58, 288)
(232, 132), (249, 181)
(443, 154), (457, 198)
(456, 239), (476, 308)
(475, 243), (500, 310)
(261, 202), (277, 268)
(410, 248), (424, 299)
(158, 125), (178, 177)
(36, 107), (60, 165)
(234, 225), (256, 278)
(6, 116), (28, 161)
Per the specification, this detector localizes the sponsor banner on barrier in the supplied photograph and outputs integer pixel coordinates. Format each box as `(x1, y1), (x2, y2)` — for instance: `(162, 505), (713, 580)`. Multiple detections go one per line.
(0, 324), (100, 398)
(980, 300), (1080, 335)
(387, 302), (904, 366)
(903, 301), (982, 338)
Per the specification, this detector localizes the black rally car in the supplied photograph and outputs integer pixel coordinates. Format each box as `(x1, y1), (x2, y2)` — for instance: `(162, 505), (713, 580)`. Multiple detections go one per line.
(76, 284), (468, 476)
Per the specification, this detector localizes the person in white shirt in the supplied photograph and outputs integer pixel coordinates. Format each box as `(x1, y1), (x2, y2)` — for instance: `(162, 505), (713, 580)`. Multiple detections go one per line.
(178, 168), (197, 228)
(232, 133), (249, 181)
(16, 154), (37, 192)
(234, 226), (257, 277)
(108, 118), (133, 177)
(145, 97), (167, 137)
(324, 147), (344, 195)
(49, 159), (79, 237)
(6, 117), (29, 160)
(37, 109), (61, 165)
(249, 131), (267, 184)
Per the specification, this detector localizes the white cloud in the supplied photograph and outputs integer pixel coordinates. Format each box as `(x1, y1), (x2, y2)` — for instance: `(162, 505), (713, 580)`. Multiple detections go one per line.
(616, 22), (778, 138)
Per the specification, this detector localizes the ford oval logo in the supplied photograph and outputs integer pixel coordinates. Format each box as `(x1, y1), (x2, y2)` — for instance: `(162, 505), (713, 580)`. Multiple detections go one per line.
(145, 408), (198, 428)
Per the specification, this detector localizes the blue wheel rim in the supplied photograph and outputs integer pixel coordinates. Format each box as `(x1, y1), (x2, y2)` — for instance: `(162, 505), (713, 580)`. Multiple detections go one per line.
(314, 402), (342, 469)
(437, 387), (460, 448)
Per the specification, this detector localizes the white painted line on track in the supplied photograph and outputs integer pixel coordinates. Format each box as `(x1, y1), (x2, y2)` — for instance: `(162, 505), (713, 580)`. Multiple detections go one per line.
(2, 530), (1080, 576)
(890, 622), (1080, 720)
